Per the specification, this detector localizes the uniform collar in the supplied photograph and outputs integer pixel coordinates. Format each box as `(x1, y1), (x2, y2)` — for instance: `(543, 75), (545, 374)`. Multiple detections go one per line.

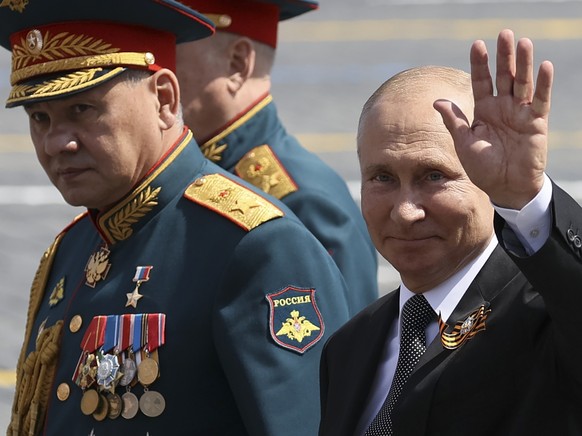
(199, 93), (279, 168)
(90, 128), (204, 245)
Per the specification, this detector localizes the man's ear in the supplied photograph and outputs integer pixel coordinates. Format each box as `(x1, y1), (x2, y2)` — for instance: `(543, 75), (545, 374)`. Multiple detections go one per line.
(226, 37), (255, 94)
(151, 69), (181, 130)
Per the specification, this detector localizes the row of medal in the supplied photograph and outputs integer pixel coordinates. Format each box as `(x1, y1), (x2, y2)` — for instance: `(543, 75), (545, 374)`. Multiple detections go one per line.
(72, 313), (166, 421)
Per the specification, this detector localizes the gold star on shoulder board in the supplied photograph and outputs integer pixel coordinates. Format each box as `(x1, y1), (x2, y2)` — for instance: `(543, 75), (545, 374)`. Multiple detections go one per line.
(230, 197), (260, 215)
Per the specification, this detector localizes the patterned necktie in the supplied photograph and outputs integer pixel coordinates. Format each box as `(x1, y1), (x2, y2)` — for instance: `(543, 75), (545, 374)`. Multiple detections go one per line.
(365, 294), (435, 436)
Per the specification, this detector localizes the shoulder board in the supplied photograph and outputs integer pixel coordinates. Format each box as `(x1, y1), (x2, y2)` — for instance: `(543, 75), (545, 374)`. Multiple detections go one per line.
(184, 173), (284, 231)
(234, 144), (298, 200)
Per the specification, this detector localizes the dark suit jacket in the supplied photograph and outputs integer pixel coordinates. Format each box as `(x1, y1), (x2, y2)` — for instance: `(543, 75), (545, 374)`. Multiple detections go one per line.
(320, 183), (582, 436)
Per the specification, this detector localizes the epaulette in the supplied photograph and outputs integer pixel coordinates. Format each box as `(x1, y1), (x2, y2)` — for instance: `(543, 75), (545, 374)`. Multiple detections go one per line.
(184, 173), (284, 231)
(234, 144), (298, 200)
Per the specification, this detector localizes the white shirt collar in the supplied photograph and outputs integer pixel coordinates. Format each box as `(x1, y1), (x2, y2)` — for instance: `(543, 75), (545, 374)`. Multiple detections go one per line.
(398, 234), (498, 324)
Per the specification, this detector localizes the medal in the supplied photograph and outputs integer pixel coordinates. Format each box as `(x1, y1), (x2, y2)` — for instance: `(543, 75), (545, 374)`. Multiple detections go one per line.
(119, 353), (137, 387)
(439, 304), (491, 350)
(92, 394), (109, 422)
(139, 390), (166, 418)
(96, 315), (122, 391)
(121, 392), (139, 419)
(77, 353), (98, 389)
(137, 313), (165, 386)
(106, 392), (123, 420)
(73, 316), (107, 387)
(137, 356), (159, 386)
(125, 266), (153, 308)
(80, 389), (100, 416)
(96, 352), (120, 392)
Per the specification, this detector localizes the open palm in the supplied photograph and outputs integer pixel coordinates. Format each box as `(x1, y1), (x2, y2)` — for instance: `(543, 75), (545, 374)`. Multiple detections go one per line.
(435, 29), (553, 209)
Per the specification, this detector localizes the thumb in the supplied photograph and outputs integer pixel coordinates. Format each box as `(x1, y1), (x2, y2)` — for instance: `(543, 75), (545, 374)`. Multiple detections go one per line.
(433, 99), (472, 146)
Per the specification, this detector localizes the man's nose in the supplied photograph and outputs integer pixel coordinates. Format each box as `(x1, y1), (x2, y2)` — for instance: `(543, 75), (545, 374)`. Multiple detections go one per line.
(42, 125), (79, 156)
(390, 190), (425, 224)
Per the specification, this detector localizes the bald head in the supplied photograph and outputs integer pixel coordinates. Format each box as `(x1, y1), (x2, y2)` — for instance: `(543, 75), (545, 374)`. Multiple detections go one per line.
(358, 66), (474, 151)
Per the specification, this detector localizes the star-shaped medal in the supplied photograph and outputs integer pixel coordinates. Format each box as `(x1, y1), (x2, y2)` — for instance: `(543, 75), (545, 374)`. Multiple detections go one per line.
(125, 287), (143, 308)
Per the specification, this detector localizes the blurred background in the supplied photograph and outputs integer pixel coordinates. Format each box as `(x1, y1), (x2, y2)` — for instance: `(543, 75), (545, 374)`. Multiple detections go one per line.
(1, 0), (582, 428)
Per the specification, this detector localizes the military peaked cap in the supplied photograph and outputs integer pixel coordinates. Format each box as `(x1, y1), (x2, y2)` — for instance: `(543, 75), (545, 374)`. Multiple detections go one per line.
(0, 0), (215, 107)
(181, 0), (318, 47)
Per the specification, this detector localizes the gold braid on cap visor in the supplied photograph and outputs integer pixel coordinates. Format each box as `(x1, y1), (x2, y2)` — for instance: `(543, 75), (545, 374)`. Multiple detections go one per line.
(8, 29), (157, 105)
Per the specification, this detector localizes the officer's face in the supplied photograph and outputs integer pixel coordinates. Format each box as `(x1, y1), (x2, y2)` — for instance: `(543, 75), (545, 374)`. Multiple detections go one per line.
(358, 87), (494, 293)
(24, 73), (167, 211)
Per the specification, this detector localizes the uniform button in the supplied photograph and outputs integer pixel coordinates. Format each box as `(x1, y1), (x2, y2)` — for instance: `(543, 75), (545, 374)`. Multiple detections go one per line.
(529, 229), (539, 238)
(194, 177), (205, 186)
(69, 315), (83, 333)
(56, 382), (70, 401)
(575, 236), (582, 248)
(567, 228), (576, 241)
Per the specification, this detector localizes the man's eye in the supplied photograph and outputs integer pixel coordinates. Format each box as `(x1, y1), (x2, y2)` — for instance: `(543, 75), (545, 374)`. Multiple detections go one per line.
(72, 104), (91, 114)
(373, 174), (392, 182)
(427, 172), (444, 181)
(29, 112), (49, 123)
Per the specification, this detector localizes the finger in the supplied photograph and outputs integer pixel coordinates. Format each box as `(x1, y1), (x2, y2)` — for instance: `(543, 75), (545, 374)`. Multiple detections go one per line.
(531, 60), (553, 117)
(470, 40), (493, 103)
(513, 38), (534, 103)
(495, 29), (516, 97)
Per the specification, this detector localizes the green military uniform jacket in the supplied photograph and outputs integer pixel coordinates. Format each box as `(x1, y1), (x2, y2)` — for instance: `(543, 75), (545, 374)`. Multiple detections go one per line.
(9, 129), (351, 436)
(200, 95), (378, 315)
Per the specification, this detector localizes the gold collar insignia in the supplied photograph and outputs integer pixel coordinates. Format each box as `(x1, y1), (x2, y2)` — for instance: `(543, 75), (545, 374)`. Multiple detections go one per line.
(0, 0), (28, 12)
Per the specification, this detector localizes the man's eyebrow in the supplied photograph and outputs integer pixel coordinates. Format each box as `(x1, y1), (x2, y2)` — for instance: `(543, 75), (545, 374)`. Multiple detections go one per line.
(361, 163), (392, 173)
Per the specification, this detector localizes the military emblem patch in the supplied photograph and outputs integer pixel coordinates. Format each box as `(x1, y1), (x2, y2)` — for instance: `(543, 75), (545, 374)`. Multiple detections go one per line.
(266, 286), (324, 354)
(85, 246), (111, 288)
(48, 277), (65, 307)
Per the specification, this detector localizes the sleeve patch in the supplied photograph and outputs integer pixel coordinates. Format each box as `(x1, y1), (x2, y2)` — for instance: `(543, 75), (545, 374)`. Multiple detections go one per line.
(266, 286), (325, 354)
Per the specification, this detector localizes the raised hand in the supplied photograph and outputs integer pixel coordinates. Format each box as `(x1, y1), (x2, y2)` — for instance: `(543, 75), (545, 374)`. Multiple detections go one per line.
(434, 29), (553, 209)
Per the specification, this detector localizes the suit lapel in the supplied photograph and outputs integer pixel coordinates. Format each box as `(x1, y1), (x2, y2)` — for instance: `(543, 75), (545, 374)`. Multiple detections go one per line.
(393, 246), (521, 435)
(322, 290), (400, 436)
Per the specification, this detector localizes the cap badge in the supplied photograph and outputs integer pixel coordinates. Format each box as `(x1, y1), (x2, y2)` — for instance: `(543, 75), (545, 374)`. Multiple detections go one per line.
(26, 29), (43, 54)
(0, 0), (28, 13)
(204, 13), (232, 28)
(144, 52), (155, 65)
(438, 303), (491, 350)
